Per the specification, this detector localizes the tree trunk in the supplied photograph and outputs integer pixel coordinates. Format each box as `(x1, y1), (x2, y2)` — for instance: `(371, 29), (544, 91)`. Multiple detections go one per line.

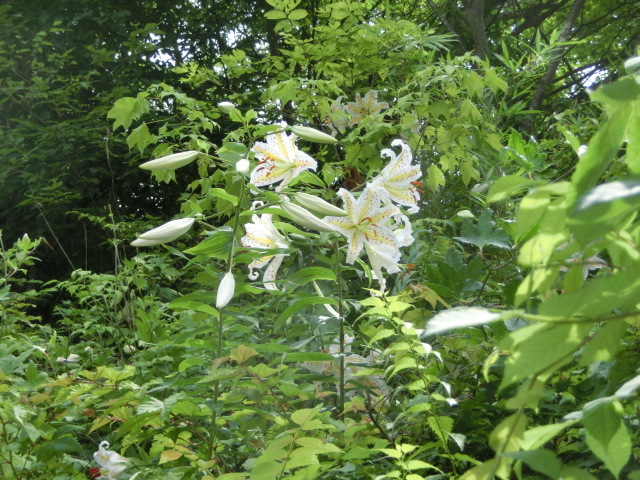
(528, 0), (587, 114)
(463, 0), (490, 60)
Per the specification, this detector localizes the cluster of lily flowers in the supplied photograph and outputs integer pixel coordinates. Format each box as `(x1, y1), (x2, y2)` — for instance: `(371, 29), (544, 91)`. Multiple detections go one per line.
(131, 94), (421, 297)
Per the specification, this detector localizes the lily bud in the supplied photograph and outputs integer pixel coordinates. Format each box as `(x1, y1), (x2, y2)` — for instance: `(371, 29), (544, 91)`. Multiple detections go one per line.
(140, 151), (198, 171)
(294, 192), (348, 216)
(218, 101), (235, 113)
(56, 354), (81, 363)
(131, 217), (195, 246)
(236, 158), (250, 174)
(289, 125), (338, 144)
(280, 201), (336, 233)
(216, 272), (235, 309)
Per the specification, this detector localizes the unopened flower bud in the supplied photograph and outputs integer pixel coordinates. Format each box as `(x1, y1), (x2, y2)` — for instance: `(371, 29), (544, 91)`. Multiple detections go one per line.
(294, 192), (347, 216)
(131, 217), (195, 246)
(216, 272), (235, 309)
(56, 354), (81, 363)
(236, 158), (250, 174)
(218, 101), (235, 113)
(140, 151), (198, 171)
(289, 125), (338, 144)
(280, 201), (336, 233)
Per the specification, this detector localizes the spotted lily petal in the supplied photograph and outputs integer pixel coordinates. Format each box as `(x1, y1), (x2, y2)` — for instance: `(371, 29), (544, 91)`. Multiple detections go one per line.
(370, 139), (422, 212)
(241, 214), (290, 290)
(250, 123), (318, 191)
(324, 187), (398, 265)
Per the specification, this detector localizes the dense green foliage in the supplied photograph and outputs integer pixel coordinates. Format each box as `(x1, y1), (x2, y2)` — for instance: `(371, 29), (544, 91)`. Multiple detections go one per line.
(1, 1), (640, 479)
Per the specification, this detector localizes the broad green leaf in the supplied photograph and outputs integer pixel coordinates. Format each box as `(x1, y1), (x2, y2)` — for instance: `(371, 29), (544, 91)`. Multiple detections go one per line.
(288, 9), (308, 20)
(538, 262), (640, 319)
(426, 164), (445, 191)
(501, 449), (562, 478)
(569, 103), (632, 206)
(107, 93), (149, 131)
(615, 373), (640, 399)
(217, 142), (249, 163)
(583, 399), (631, 478)
(625, 100), (640, 174)
(578, 320), (627, 366)
(126, 122), (156, 154)
(486, 175), (545, 203)
(264, 9), (287, 20)
(453, 210), (510, 250)
(265, 435), (294, 452)
(178, 357), (207, 372)
(571, 178), (640, 231)
(210, 188), (238, 206)
(291, 408), (318, 426)
(159, 449), (183, 464)
(521, 420), (577, 450)
(184, 228), (233, 257)
(286, 267), (336, 287)
(500, 323), (590, 390)
(558, 466), (597, 480)
(285, 352), (333, 362)
(137, 397), (165, 414)
(423, 307), (504, 336)
(489, 412), (527, 452)
(229, 344), (259, 364)
(250, 460), (281, 480)
(589, 77), (640, 115)
(459, 459), (499, 480)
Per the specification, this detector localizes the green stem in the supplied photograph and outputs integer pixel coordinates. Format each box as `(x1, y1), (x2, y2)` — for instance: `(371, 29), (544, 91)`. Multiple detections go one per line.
(334, 240), (345, 414)
(208, 176), (247, 460)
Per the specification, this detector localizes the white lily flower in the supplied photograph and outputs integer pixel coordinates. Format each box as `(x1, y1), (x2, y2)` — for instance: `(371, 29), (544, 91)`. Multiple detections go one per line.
(139, 151), (198, 171)
(92, 441), (129, 479)
(394, 214), (415, 248)
(250, 123), (318, 191)
(131, 217), (195, 247)
(241, 214), (289, 290)
(344, 90), (389, 126)
(369, 139), (422, 213)
(216, 272), (235, 309)
(324, 187), (399, 264)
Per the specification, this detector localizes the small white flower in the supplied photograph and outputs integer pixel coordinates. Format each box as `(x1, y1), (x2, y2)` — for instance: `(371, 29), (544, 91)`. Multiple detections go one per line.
(235, 158), (250, 174)
(139, 151), (198, 171)
(216, 272), (235, 309)
(131, 217), (195, 247)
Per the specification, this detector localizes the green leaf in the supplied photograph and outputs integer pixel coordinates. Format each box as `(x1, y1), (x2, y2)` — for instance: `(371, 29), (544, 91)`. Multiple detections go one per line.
(615, 373), (640, 399)
(583, 399), (631, 478)
(126, 122), (156, 154)
(454, 210), (510, 250)
(107, 93), (150, 131)
(501, 449), (562, 478)
(210, 188), (239, 206)
(137, 397), (165, 414)
(426, 164), (445, 191)
(569, 103), (632, 206)
(288, 9), (308, 20)
(184, 228), (233, 257)
(264, 9), (287, 20)
(286, 267), (336, 287)
(521, 420), (577, 450)
(489, 412), (527, 453)
(589, 77), (640, 114)
(579, 320), (627, 366)
(423, 307), (504, 336)
(178, 357), (207, 372)
(486, 175), (545, 203)
(285, 352), (333, 362)
(500, 323), (590, 390)
(229, 344), (259, 363)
